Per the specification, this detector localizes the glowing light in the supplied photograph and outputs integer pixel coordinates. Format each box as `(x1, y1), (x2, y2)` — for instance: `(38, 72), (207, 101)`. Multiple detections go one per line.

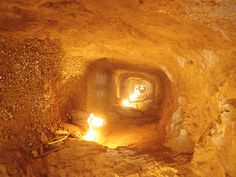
(135, 84), (146, 93)
(82, 113), (105, 142)
(122, 99), (131, 107)
(129, 90), (140, 101)
(129, 93), (138, 101)
(87, 113), (104, 127)
(83, 129), (97, 141)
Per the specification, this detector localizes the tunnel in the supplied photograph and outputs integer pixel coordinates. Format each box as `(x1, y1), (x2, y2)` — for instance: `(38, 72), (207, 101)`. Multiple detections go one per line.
(0, 0), (236, 177)
(66, 58), (173, 149)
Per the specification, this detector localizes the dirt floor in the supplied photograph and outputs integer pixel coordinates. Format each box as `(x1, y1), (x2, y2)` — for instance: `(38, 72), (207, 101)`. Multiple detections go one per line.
(0, 0), (235, 177)
(0, 139), (194, 177)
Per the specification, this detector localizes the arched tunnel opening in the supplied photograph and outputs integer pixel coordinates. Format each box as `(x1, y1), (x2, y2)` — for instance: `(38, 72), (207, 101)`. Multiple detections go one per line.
(63, 58), (173, 149)
(0, 1), (236, 177)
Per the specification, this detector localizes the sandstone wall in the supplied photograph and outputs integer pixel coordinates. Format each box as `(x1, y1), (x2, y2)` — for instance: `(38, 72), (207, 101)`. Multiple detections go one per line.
(0, 0), (235, 176)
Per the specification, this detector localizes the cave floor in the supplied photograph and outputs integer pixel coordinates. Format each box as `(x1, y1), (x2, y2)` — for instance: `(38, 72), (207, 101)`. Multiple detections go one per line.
(0, 139), (194, 177)
(27, 139), (193, 177)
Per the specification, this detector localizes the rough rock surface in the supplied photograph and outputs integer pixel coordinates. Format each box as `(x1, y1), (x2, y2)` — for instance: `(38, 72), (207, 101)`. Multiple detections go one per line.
(1, 140), (193, 177)
(0, 0), (235, 176)
(34, 140), (193, 177)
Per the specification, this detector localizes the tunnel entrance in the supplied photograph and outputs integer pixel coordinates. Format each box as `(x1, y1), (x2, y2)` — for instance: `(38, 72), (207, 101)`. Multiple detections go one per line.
(86, 59), (169, 119)
(67, 58), (173, 149)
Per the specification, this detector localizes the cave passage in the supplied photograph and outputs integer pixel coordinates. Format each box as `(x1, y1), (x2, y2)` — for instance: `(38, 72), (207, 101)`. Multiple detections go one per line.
(0, 1), (235, 177)
(65, 58), (173, 149)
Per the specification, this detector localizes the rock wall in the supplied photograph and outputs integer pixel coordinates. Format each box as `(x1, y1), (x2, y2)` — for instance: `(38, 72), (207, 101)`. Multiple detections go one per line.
(0, 38), (62, 152)
(0, 0), (235, 176)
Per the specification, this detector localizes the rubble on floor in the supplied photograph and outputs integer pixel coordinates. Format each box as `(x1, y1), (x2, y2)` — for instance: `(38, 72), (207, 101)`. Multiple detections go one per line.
(29, 140), (193, 177)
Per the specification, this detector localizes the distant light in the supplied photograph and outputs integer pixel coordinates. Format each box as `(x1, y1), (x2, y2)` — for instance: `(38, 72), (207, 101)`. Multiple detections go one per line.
(135, 84), (146, 93)
(122, 99), (131, 107)
(129, 93), (138, 101)
(129, 90), (140, 101)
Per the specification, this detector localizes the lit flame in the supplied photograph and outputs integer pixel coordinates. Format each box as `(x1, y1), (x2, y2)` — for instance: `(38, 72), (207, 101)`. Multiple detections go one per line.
(122, 99), (131, 107)
(83, 129), (97, 141)
(82, 113), (104, 142)
(121, 90), (140, 107)
(129, 90), (140, 101)
(87, 113), (104, 127)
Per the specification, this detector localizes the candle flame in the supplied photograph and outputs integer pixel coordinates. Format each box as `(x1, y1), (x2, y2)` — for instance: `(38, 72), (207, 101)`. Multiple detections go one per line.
(82, 113), (104, 142)
(122, 99), (131, 107)
(121, 90), (140, 107)
(83, 129), (97, 141)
